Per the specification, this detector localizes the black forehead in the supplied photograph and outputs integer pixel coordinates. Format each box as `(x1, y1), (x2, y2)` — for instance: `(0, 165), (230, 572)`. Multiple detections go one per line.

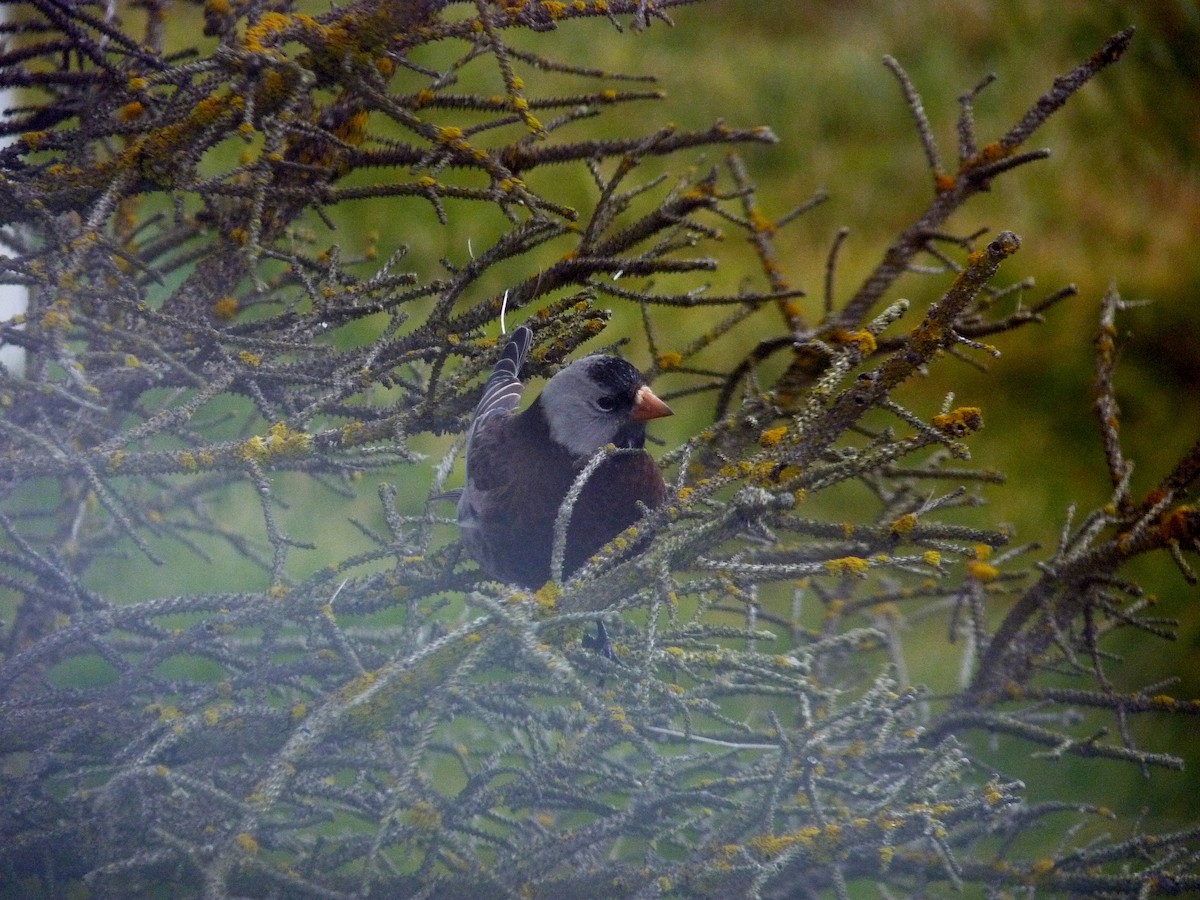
(583, 355), (646, 399)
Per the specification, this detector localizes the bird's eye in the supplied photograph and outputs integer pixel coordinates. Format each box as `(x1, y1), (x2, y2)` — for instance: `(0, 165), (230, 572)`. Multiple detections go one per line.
(596, 395), (616, 411)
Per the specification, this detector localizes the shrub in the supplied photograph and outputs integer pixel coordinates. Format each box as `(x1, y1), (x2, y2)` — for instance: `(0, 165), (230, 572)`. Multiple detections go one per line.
(1, 2), (1197, 896)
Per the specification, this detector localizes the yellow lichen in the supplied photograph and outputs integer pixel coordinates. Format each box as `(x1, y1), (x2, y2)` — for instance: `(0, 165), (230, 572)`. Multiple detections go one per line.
(828, 327), (877, 354)
(533, 582), (560, 611)
(264, 421), (312, 456)
(191, 95), (226, 125)
(118, 101), (145, 122)
(748, 209), (775, 234)
(40, 306), (72, 331)
(656, 350), (683, 369)
(334, 109), (370, 146)
(825, 556), (869, 577)
(243, 12), (291, 53)
(1031, 858), (1055, 876)
(759, 426), (787, 447)
(967, 560), (999, 583)
(932, 406), (983, 436)
(212, 295), (239, 320)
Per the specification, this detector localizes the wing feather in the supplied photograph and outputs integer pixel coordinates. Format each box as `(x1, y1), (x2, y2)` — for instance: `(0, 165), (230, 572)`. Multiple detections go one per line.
(462, 326), (533, 519)
(469, 325), (532, 441)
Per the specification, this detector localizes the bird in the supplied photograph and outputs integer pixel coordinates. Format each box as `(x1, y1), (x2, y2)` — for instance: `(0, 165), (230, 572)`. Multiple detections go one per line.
(456, 324), (673, 588)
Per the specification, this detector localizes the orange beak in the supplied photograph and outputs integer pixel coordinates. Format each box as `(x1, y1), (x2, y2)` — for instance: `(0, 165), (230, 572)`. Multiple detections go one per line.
(631, 385), (674, 421)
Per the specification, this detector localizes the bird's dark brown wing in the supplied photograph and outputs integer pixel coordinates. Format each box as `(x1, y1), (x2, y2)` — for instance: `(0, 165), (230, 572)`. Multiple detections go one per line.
(467, 325), (532, 453)
(459, 403), (579, 586)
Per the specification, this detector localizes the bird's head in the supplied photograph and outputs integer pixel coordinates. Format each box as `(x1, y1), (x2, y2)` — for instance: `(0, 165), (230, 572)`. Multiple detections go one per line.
(538, 355), (673, 457)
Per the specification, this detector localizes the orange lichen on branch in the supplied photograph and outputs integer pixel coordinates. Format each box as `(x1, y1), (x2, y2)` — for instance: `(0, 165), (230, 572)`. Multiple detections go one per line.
(827, 327), (877, 355)
(680, 180), (716, 202)
(967, 560), (999, 583)
(759, 426), (787, 447)
(212, 296), (240, 320)
(906, 319), (949, 359)
(1159, 504), (1200, 544)
(932, 407), (983, 437)
(962, 141), (1012, 172)
(825, 556), (869, 578)
(203, 0), (234, 35)
(1094, 321), (1118, 360)
(748, 209), (775, 235)
(243, 12), (293, 54)
(118, 101), (145, 122)
(256, 66), (302, 113)
(333, 109), (370, 146)
(111, 90), (245, 187)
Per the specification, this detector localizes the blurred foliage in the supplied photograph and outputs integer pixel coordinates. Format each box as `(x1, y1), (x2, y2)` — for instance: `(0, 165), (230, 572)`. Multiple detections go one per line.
(1, 0), (1199, 896)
